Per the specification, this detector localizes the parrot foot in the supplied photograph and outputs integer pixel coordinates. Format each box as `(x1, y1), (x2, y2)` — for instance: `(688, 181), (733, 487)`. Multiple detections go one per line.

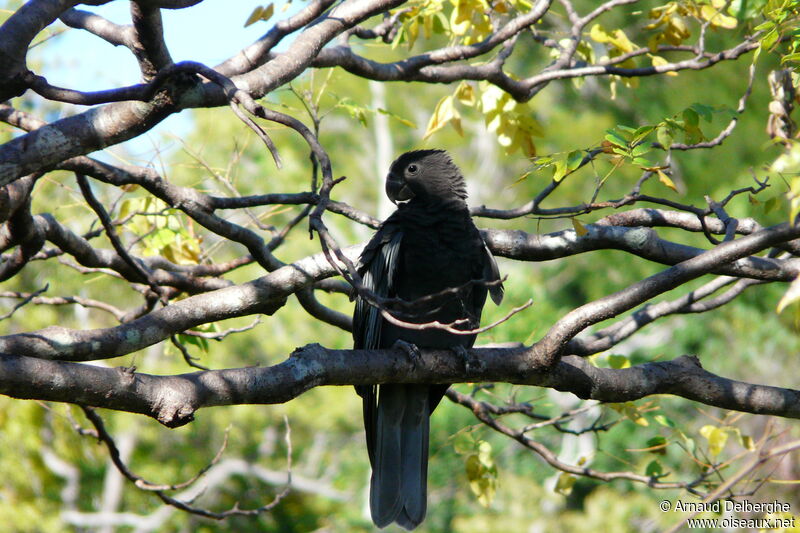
(392, 339), (422, 368)
(453, 345), (483, 373)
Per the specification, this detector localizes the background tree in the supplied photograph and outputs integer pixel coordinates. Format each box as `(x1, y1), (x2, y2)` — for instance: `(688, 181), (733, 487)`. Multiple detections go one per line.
(1, 0), (800, 531)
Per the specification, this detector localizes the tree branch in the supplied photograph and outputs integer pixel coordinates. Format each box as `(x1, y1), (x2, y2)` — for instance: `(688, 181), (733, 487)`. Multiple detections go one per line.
(2, 348), (799, 428)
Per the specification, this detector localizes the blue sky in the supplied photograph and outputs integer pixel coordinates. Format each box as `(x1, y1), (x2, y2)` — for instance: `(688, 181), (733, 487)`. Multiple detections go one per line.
(41, 2), (275, 89)
(31, 2), (288, 160)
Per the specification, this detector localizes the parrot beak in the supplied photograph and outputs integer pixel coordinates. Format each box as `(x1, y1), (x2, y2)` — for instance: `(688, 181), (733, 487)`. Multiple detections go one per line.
(386, 173), (415, 204)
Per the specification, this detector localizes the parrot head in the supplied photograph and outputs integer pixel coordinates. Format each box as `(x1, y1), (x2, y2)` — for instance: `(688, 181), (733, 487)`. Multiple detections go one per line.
(385, 149), (468, 206)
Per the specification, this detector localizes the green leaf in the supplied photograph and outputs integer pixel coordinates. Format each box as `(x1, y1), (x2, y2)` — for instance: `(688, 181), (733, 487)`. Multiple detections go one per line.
(645, 459), (664, 477)
(764, 195), (782, 214)
(607, 354), (630, 369)
(616, 124), (637, 136)
(376, 108), (417, 129)
(261, 3), (275, 23)
(781, 52), (800, 64)
(654, 415), (676, 428)
(761, 28), (779, 51)
(336, 99), (370, 127)
(452, 430), (476, 455)
(148, 227), (177, 251)
(646, 436), (668, 454)
(633, 125), (655, 142)
(657, 125), (674, 148)
(477, 440), (494, 466)
(612, 147), (629, 157)
(730, 0), (768, 20)
(684, 124), (705, 144)
(682, 108), (699, 128)
(753, 20), (775, 32)
(690, 103), (714, 123)
(566, 150), (584, 171)
(177, 333), (209, 353)
(677, 430), (696, 454)
(631, 143), (651, 157)
(604, 129), (628, 148)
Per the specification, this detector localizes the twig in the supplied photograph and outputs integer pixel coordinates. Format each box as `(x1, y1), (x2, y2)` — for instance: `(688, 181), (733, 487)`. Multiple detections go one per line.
(80, 407), (293, 519)
(380, 299), (533, 336)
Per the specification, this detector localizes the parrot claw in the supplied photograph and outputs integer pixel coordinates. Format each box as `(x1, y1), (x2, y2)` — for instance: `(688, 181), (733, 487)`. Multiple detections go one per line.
(392, 339), (422, 368)
(453, 345), (483, 373)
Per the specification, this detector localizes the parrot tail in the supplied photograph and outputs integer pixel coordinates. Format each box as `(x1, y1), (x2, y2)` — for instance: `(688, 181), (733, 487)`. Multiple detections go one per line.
(367, 383), (430, 530)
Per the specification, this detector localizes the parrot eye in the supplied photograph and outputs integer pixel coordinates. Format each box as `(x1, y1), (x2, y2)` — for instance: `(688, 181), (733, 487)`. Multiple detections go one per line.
(406, 164), (419, 174)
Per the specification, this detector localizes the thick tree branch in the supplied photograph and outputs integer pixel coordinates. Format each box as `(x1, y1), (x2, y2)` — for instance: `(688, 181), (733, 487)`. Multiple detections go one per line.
(1, 349), (799, 428)
(130, 1), (174, 79)
(483, 225), (800, 282)
(0, 244), (360, 360)
(59, 8), (135, 48)
(0, 0), (406, 185)
(4, 218), (799, 361)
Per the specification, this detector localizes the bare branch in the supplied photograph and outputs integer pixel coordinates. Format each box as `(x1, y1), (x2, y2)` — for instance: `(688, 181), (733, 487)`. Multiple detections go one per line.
(0, 289), (127, 321)
(530, 223), (800, 366)
(130, 1), (174, 79)
(81, 407), (293, 519)
(59, 8), (135, 48)
(568, 276), (764, 356)
(3, 349), (800, 428)
(446, 388), (706, 491)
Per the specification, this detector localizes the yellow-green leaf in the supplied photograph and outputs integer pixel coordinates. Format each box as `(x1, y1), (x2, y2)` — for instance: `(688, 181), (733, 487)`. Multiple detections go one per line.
(465, 443), (498, 508)
(245, 5), (264, 26)
(657, 125), (673, 147)
(777, 276), (800, 314)
(377, 108), (417, 129)
(608, 354), (630, 369)
(423, 95), (460, 140)
(244, 4), (274, 26)
(700, 4), (737, 29)
(261, 3), (275, 23)
(764, 195), (782, 214)
(554, 473), (576, 496)
(553, 159), (568, 182)
(455, 81), (476, 106)
(572, 217), (588, 237)
(657, 170), (678, 192)
(650, 54), (678, 76)
(699, 425), (729, 457)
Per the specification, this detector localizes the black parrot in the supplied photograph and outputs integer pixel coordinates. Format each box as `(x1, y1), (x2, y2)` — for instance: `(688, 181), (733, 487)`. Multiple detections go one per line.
(353, 150), (504, 530)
